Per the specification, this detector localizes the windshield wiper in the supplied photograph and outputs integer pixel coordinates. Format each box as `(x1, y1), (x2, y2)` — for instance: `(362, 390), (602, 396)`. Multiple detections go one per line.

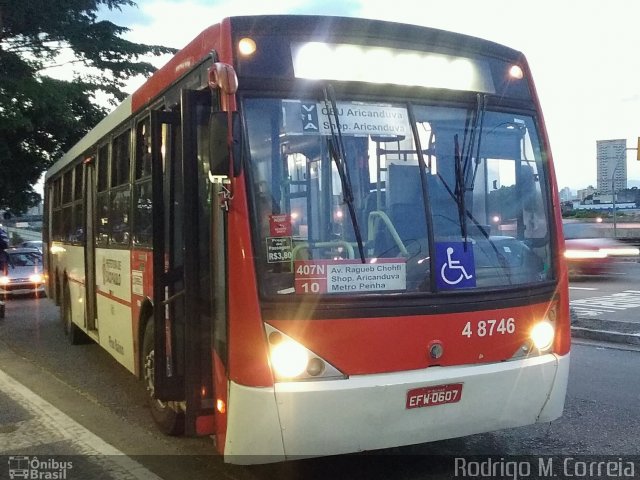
(451, 96), (512, 282)
(453, 93), (487, 246)
(453, 133), (469, 245)
(322, 85), (366, 263)
(466, 94), (486, 190)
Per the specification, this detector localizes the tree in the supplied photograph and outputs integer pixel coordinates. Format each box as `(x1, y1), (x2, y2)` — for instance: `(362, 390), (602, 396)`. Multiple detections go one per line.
(0, 0), (176, 214)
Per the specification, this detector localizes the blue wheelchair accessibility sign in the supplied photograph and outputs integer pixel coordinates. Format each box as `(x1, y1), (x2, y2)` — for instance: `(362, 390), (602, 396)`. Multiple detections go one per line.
(435, 242), (476, 290)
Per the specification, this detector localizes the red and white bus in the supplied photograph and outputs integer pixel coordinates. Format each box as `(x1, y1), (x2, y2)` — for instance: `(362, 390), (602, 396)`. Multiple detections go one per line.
(44, 15), (570, 463)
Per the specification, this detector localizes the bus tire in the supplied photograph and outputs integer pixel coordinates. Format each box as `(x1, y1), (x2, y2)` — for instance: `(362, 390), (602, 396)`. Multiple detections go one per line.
(142, 321), (185, 436)
(53, 272), (59, 306)
(62, 284), (83, 345)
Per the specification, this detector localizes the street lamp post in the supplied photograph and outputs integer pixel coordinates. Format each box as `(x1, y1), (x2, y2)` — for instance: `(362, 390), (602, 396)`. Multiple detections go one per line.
(611, 161), (623, 238)
(612, 171), (617, 238)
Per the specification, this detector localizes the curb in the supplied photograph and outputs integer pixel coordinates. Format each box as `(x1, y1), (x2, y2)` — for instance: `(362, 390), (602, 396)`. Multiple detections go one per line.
(569, 307), (640, 345)
(571, 325), (640, 345)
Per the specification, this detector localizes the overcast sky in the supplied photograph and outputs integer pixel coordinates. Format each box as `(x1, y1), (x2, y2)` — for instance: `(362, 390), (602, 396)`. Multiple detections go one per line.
(103, 0), (640, 192)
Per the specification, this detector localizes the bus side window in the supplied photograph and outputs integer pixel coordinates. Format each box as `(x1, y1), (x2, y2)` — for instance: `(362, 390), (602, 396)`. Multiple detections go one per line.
(96, 143), (110, 246)
(135, 119), (152, 179)
(61, 170), (73, 243)
(110, 188), (131, 245)
(72, 162), (84, 244)
(134, 118), (153, 247)
(110, 129), (132, 246)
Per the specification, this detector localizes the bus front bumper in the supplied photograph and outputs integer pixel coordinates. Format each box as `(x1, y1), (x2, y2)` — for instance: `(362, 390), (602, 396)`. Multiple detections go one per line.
(224, 352), (569, 464)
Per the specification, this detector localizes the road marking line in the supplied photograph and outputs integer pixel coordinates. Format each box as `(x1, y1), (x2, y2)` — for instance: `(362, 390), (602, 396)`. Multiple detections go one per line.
(570, 289), (640, 318)
(0, 368), (161, 480)
(569, 287), (598, 291)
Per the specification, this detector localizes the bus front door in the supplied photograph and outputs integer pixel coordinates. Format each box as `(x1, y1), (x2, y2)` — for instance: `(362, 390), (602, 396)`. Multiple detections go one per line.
(151, 89), (217, 436)
(150, 108), (185, 407)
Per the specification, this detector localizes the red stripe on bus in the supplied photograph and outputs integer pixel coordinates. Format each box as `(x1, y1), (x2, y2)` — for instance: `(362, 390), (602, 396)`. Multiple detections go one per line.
(96, 289), (132, 308)
(68, 277), (85, 287)
(267, 301), (554, 375)
(226, 175), (273, 387)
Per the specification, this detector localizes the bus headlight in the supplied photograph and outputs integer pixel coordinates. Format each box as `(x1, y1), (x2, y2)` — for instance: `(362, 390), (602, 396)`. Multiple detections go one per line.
(270, 338), (309, 378)
(530, 320), (555, 351)
(266, 324), (346, 381)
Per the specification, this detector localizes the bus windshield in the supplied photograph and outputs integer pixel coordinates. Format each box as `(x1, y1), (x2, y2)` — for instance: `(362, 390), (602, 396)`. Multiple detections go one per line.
(244, 97), (553, 297)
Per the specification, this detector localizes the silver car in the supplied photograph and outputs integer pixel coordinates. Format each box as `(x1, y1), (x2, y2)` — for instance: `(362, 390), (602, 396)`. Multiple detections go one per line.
(19, 240), (44, 253)
(0, 247), (46, 297)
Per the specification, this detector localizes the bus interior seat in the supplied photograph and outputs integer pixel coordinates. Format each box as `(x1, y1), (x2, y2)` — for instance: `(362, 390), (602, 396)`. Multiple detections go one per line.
(386, 163), (463, 240)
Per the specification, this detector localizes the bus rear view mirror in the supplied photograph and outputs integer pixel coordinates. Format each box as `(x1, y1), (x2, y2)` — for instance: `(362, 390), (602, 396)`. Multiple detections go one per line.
(209, 111), (242, 177)
(208, 62), (238, 95)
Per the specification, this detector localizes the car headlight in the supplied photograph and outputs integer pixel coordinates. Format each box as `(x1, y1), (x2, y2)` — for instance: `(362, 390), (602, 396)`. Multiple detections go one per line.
(599, 247), (640, 257)
(564, 249), (607, 260)
(530, 320), (555, 351)
(29, 274), (44, 284)
(0, 276), (9, 285)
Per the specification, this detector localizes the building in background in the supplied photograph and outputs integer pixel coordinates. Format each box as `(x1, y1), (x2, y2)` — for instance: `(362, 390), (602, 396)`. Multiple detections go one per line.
(559, 187), (573, 202)
(597, 139), (627, 194)
(577, 185), (596, 202)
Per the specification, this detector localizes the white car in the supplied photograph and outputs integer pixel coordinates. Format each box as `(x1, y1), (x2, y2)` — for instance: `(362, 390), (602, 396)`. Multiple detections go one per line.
(20, 240), (44, 253)
(0, 247), (46, 297)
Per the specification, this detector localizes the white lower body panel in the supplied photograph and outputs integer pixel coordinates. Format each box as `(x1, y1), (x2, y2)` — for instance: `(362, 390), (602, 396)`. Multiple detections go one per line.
(224, 353), (569, 464)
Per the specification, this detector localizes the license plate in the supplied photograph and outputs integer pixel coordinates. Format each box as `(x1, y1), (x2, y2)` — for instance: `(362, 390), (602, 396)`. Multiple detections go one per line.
(406, 383), (463, 409)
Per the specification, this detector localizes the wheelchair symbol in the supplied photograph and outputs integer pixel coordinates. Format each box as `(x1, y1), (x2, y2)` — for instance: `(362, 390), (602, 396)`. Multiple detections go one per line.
(440, 247), (474, 285)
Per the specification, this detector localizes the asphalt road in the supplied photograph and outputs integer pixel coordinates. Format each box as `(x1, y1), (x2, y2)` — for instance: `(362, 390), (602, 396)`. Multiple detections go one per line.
(1, 297), (639, 480)
(569, 261), (640, 322)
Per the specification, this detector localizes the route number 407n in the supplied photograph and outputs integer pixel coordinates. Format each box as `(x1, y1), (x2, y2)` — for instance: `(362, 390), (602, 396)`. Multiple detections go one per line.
(461, 318), (515, 338)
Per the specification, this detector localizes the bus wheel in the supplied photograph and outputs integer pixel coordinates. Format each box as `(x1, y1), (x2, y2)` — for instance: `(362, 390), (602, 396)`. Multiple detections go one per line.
(54, 273), (61, 306)
(62, 285), (83, 345)
(142, 321), (185, 436)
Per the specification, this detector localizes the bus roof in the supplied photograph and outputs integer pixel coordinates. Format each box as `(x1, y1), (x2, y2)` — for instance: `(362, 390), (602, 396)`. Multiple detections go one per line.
(45, 96), (131, 180)
(45, 15), (522, 182)
(226, 15), (519, 58)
